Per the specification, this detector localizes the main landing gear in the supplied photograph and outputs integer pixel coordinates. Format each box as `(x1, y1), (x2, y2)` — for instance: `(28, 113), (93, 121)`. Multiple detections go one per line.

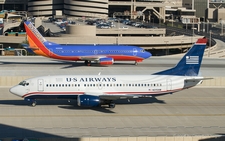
(84, 60), (91, 66)
(134, 61), (138, 66)
(109, 103), (115, 108)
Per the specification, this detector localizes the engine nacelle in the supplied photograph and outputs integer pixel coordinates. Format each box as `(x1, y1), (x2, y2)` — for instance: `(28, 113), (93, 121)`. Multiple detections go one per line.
(99, 58), (114, 65)
(77, 95), (101, 107)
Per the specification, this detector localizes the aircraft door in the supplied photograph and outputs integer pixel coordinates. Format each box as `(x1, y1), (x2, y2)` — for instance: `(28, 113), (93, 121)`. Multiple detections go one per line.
(166, 79), (172, 91)
(38, 79), (44, 91)
(133, 48), (137, 56)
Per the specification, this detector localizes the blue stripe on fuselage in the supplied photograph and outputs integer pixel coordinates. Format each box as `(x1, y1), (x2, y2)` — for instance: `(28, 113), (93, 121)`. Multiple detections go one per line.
(44, 43), (151, 59)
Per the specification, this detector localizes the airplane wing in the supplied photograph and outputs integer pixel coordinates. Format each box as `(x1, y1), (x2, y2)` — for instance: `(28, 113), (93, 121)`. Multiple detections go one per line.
(79, 56), (106, 61)
(185, 77), (213, 81)
(84, 92), (141, 100)
(80, 56), (114, 65)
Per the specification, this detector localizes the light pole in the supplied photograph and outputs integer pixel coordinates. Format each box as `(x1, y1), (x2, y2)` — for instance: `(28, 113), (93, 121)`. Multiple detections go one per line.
(207, 19), (209, 33)
(181, 41), (184, 53)
(171, 14), (173, 27)
(152, 18), (154, 26)
(164, 41), (169, 55)
(221, 19), (223, 36)
(202, 17), (205, 32)
(208, 30), (211, 57)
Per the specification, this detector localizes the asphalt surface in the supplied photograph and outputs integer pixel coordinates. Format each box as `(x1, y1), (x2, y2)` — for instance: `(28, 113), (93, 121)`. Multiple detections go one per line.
(0, 87), (225, 138)
(0, 56), (224, 77)
(0, 56), (224, 138)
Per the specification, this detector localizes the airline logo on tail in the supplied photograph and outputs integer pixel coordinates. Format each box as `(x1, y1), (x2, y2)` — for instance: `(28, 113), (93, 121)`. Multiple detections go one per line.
(186, 56), (199, 64)
(27, 22), (46, 43)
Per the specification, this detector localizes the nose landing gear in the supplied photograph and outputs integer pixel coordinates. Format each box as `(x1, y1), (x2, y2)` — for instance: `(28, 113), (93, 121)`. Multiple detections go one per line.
(32, 101), (37, 107)
(24, 98), (37, 107)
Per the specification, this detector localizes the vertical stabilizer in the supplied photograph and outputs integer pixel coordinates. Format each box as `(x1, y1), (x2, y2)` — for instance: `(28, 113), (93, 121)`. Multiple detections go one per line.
(24, 21), (58, 56)
(153, 38), (207, 76)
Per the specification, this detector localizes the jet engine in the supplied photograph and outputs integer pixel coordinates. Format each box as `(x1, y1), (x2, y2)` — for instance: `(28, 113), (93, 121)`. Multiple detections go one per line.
(99, 58), (114, 65)
(77, 95), (101, 107)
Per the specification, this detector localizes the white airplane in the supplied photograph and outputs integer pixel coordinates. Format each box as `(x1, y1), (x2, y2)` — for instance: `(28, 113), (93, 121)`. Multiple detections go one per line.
(10, 38), (209, 108)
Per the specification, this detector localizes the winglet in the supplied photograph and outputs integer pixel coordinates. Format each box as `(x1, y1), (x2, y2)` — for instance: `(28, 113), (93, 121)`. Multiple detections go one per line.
(153, 37), (207, 76)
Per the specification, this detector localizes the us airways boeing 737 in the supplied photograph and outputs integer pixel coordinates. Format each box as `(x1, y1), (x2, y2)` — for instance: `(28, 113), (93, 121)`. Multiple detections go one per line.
(23, 21), (151, 66)
(10, 38), (209, 108)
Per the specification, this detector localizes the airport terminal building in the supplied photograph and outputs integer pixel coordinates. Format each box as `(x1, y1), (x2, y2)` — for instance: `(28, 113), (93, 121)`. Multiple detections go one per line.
(1, 0), (225, 24)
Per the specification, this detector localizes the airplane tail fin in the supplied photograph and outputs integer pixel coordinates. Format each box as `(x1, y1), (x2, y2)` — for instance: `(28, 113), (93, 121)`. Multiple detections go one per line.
(153, 38), (207, 76)
(24, 21), (58, 56)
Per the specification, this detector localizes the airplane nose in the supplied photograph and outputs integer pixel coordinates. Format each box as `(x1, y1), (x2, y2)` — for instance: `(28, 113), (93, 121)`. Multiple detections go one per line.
(145, 51), (152, 59)
(9, 86), (24, 97)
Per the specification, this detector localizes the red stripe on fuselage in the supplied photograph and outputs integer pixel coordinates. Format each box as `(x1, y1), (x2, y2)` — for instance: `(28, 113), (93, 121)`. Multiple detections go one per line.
(22, 88), (185, 98)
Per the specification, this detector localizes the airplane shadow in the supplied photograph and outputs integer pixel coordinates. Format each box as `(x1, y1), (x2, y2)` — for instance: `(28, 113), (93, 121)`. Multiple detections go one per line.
(58, 105), (116, 113)
(0, 97), (165, 113)
(199, 133), (225, 141)
(0, 123), (79, 140)
(115, 97), (165, 105)
(0, 60), (139, 69)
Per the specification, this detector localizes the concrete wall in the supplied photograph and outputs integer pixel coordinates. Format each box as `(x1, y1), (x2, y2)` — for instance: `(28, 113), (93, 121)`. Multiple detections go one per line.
(66, 25), (96, 36)
(1, 76), (225, 87)
(218, 8), (225, 23)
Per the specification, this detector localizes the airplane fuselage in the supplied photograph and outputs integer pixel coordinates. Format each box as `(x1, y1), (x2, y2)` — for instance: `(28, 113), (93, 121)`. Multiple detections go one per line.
(24, 21), (151, 65)
(43, 44), (149, 61)
(10, 75), (202, 100)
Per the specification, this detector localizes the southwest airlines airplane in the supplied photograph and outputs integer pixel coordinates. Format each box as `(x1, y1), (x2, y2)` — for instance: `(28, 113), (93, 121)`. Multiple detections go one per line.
(10, 38), (208, 108)
(24, 21), (151, 66)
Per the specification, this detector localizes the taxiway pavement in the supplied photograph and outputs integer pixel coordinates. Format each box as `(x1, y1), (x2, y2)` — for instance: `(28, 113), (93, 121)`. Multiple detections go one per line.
(0, 56), (224, 138)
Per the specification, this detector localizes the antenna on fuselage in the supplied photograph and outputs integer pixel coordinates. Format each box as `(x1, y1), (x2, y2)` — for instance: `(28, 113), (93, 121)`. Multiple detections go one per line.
(98, 72), (101, 75)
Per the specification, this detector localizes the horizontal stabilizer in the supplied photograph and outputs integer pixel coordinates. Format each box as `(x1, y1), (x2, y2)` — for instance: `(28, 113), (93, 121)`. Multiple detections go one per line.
(185, 77), (213, 81)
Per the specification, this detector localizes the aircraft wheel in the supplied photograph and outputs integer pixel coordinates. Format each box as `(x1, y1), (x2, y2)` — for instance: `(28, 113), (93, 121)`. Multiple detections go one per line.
(85, 61), (91, 66)
(88, 61), (91, 66)
(84, 60), (88, 65)
(32, 101), (37, 107)
(134, 61), (138, 66)
(109, 103), (115, 108)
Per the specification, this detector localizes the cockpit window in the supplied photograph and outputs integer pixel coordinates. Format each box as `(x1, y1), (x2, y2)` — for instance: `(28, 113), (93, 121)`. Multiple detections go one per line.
(141, 49), (145, 52)
(18, 81), (29, 86)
